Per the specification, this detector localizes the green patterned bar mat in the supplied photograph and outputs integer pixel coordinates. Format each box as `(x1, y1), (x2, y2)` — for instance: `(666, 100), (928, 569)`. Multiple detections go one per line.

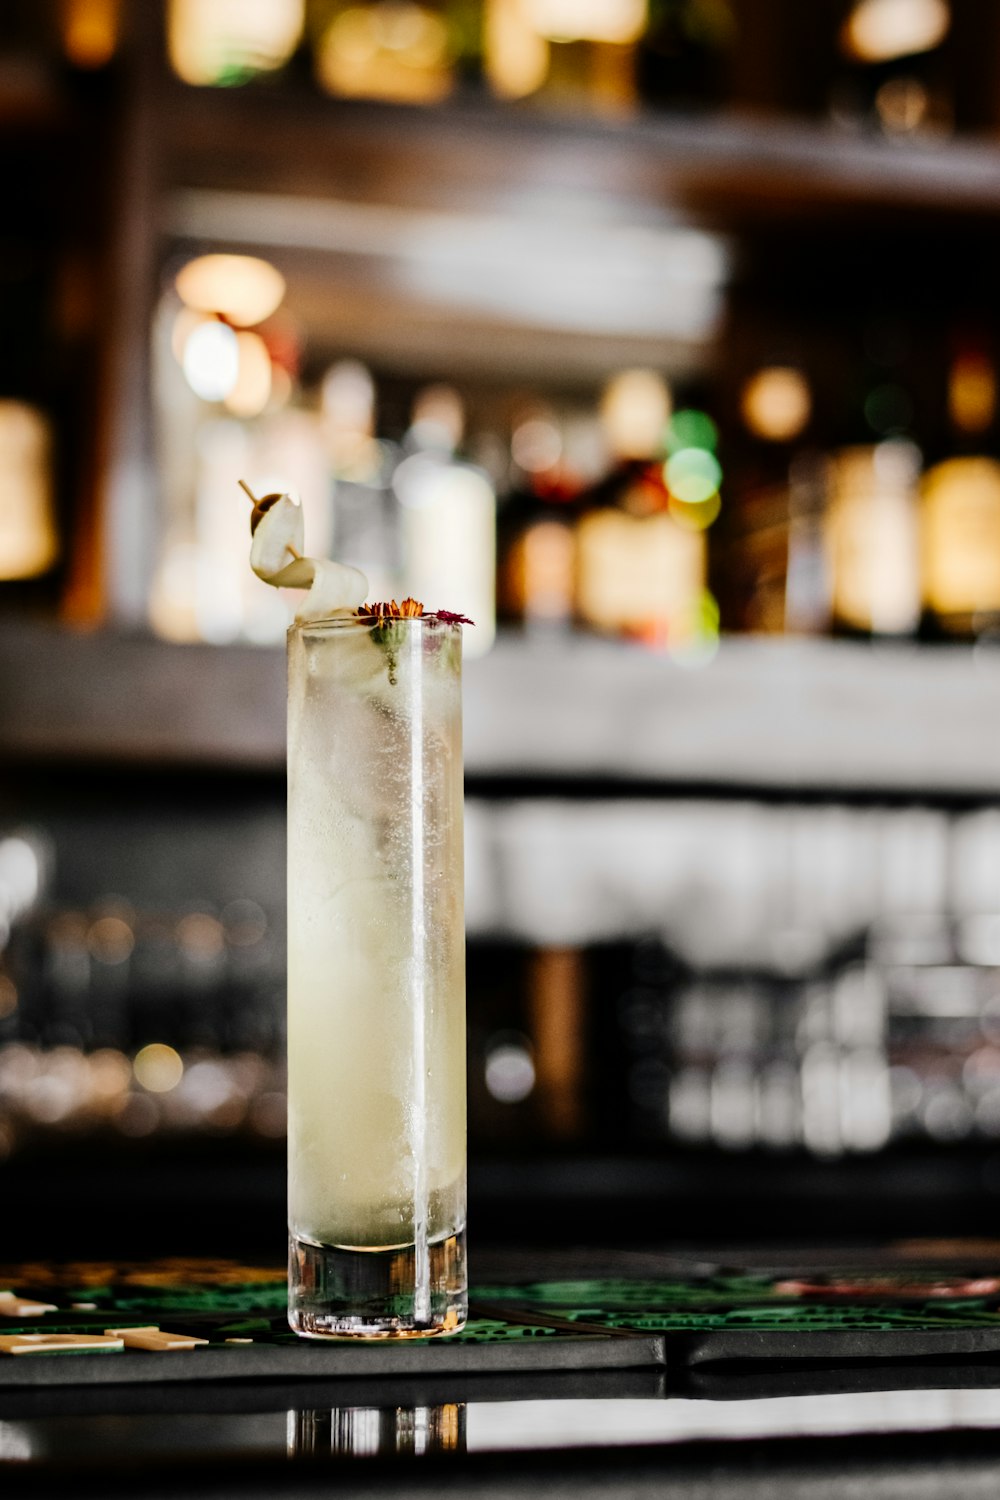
(5, 1259), (1000, 1384)
(477, 1267), (1000, 1364)
(0, 1261), (663, 1387)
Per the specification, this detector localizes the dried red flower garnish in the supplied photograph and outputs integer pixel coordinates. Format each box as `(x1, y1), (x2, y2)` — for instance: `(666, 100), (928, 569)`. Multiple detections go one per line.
(355, 598), (425, 621)
(354, 600), (473, 627)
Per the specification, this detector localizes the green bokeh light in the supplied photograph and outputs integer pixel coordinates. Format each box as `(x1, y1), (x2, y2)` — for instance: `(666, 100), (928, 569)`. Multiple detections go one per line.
(666, 409), (719, 455)
(664, 447), (723, 505)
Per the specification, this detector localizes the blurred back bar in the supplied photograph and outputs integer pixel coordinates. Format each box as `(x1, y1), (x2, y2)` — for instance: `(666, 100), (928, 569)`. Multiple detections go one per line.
(6, 0), (1000, 1255)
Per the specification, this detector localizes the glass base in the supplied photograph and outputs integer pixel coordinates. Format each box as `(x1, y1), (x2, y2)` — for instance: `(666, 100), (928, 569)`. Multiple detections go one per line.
(288, 1228), (467, 1339)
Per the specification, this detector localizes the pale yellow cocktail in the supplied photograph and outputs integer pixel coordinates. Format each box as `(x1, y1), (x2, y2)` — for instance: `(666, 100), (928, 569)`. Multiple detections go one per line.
(286, 611), (467, 1337)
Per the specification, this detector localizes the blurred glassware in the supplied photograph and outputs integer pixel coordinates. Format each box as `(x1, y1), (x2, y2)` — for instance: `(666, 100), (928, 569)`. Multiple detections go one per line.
(168, 0), (305, 86)
(0, 403), (59, 582)
(311, 0), (459, 103)
(484, 0), (646, 112)
(396, 384), (497, 654)
(58, 0), (121, 69)
(832, 0), (953, 135)
(826, 440), (921, 636)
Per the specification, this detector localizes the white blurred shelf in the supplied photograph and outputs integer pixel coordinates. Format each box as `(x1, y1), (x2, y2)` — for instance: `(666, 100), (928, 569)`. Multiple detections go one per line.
(1, 622), (999, 795)
(465, 633), (1000, 796)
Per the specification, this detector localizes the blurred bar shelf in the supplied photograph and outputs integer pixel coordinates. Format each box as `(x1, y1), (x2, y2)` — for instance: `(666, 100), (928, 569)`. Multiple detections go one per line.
(163, 86), (1000, 227)
(3, 621), (1000, 796)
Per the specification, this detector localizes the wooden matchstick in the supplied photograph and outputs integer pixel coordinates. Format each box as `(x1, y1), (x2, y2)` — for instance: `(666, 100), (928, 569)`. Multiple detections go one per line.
(0, 1292), (58, 1317)
(0, 1334), (123, 1355)
(105, 1326), (209, 1351)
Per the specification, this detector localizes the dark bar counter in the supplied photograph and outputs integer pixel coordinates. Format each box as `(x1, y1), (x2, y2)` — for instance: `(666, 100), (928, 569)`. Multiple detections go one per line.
(6, 1244), (1000, 1497)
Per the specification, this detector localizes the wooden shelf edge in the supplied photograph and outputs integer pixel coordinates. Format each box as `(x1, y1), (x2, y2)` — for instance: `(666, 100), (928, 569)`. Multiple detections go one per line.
(163, 84), (1000, 221)
(1, 621), (999, 796)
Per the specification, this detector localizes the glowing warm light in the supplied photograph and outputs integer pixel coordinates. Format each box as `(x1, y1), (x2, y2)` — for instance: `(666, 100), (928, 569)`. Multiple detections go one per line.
(512, 414), (562, 473)
(669, 492), (721, 531)
(0, 403), (59, 581)
(87, 1049), (132, 1101)
(522, 0), (647, 43)
(175, 254), (286, 327)
(949, 352), (996, 435)
(168, 0), (304, 85)
(511, 519), (576, 624)
(576, 509), (705, 639)
(921, 457), (1000, 619)
(827, 442), (921, 635)
(25, 1071), (77, 1125)
(87, 915), (135, 964)
(134, 1043), (185, 1094)
(224, 331), (272, 418)
(664, 447), (722, 506)
(182, 320), (240, 401)
(740, 366), (811, 442)
(177, 912), (225, 961)
(841, 0), (949, 63)
(600, 369), (670, 460)
(315, 3), (453, 104)
(60, 0), (120, 68)
(485, 0), (549, 98)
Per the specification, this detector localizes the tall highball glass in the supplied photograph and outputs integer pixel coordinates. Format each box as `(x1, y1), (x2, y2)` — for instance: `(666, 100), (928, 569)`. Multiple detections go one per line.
(286, 615), (467, 1337)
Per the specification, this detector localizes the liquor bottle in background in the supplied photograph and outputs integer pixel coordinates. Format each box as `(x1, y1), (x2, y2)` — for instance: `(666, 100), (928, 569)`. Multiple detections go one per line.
(395, 384), (496, 655)
(309, 0), (458, 104)
(575, 372), (712, 651)
(483, 0), (646, 115)
(323, 359), (401, 606)
(826, 440), (921, 637)
(725, 360), (826, 635)
(829, 0), (953, 136)
(0, 402), (59, 585)
(497, 403), (590, 634)
(168, 0), (303, 86)
(920, 337), (1000, 638)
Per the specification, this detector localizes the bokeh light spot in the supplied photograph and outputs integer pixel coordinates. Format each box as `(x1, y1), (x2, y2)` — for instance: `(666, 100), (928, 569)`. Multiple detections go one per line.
(176, 255), (286, 327)
(134, 1043), (184, 1094)
(665, 447), (723, 506)
(666, 408), (718, 455)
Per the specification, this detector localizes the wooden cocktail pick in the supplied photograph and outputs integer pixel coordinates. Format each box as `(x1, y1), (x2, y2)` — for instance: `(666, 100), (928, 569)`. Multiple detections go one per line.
(0, 1334), (123, 1355)
(0, 1291), (58, 1317)
(105, 1325), (209, 1351)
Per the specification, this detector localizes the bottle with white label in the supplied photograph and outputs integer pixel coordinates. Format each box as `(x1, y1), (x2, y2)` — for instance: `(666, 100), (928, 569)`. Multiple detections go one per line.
(395, 386), (496, 657)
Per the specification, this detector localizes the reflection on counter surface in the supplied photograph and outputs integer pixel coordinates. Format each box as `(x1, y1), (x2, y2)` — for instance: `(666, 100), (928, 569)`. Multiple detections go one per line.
(14, 1386), (1000, 1468)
